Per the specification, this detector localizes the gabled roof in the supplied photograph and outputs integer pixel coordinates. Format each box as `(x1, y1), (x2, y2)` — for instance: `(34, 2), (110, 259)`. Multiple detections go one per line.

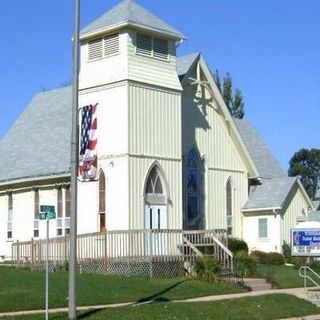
(242, 177), (296, 211)
(234, 119), (286, 179)
(176, 52), (200, 78)
(80, 0), (186, 40)
(0, 86), (72, 184)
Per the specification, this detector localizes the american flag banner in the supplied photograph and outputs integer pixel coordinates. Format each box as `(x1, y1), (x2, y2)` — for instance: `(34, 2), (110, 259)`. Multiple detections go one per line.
(79, 103), (98, 181)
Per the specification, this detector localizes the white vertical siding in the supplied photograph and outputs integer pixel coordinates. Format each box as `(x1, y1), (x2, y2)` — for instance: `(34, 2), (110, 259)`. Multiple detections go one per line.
(129, 84), (181, 158)
(79, 31), (128, 90)
(79, 82), (129, 156)
(182, 80), (249, 235)
(129, 158), (182, 230)
(206, 170), (247, 238)
(0, 195), (11, 257)
(281, 185), (310, 246)
(127, 31), (182, 91)
(128, 84), (182, 229)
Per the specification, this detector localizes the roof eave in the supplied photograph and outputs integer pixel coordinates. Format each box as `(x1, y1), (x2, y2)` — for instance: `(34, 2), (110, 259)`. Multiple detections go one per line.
(80, 21), (187, 41)
(242, 206), (282, 213)
(0, 172), (71, 188)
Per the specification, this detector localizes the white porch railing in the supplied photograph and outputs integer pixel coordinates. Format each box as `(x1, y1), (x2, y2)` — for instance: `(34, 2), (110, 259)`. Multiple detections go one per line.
(12, 229), (233, 276)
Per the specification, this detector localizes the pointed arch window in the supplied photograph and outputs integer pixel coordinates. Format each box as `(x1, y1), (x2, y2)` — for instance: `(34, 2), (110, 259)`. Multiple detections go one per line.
(145, 166), (163, 195)
(185, 149), (204, 230)
(226, 178), (233, 236)
(99, 170), (106, 232)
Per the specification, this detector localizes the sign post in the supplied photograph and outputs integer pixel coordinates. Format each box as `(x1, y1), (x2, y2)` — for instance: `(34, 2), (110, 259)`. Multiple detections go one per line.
(39, 205), (56, 320)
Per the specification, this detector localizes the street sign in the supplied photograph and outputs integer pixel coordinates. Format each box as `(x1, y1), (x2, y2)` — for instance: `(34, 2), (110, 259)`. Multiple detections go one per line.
(291, 228), (320, 256)
(39, 205), (56, 220)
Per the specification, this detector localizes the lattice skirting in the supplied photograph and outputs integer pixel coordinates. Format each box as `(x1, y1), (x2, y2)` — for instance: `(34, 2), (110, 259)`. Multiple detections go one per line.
(15, 256), (187, 278)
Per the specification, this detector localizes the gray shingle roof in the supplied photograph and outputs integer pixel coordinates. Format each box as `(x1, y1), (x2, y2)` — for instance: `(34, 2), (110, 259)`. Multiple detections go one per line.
(243, 177), (296, 211)
(0, 86), (72, 183)
(81, 0), (186, 40)
(234, 119), (286, 179)
(233, 119), (300, 211)
(176, 52), (200, 77)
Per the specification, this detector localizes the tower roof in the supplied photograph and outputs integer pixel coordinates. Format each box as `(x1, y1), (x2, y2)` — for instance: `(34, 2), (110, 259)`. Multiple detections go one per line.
(80, 0), (186, 40)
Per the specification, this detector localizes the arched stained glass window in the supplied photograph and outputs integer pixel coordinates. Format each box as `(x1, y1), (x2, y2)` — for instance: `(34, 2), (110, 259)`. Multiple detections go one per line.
(185, 149), (204, 230)
(226, 178), (233, 236)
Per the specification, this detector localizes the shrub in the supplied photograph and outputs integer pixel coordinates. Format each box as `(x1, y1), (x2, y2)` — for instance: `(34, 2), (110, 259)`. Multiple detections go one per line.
(267, 252), (284, 265)
(250, 250), (269, 264)
(291, 256), (307, 268)
(234, 250), (256, 277)
(194, 257), (221, 283)
(228, 238), (248, 254)
(282, 242), (292, 263)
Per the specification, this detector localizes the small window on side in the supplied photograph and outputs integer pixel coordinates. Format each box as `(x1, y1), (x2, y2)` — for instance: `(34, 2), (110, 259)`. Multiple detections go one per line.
(258, 218), (268, 238)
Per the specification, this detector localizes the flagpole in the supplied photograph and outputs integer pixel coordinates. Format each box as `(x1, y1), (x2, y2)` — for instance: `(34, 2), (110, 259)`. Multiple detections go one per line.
(69, 0), (80, 319)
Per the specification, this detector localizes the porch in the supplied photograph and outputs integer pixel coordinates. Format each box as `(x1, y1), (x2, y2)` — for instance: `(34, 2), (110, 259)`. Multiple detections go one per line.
(12, 229), (233, 277)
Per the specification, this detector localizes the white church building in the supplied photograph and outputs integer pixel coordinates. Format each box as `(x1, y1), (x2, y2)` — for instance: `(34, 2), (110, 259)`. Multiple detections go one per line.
(0, 0), (314, 264)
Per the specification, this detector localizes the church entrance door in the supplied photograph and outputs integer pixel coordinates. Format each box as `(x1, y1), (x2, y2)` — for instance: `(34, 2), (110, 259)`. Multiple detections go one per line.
(144, 204), (167, 255)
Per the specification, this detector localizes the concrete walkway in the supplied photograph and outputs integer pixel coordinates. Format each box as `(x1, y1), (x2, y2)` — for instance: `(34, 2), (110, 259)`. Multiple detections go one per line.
(0, 287), (319, 319)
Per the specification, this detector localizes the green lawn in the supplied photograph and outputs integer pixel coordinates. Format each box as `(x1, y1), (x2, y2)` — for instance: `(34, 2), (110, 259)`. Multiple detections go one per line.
(272, 265), (305, 288)
(0, 266), (244, 313)
(2, 294), (319, 320)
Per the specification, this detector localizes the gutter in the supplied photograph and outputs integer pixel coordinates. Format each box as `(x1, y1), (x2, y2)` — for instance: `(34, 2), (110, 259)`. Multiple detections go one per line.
(242, 206), (282, 213)
(0, 172), (71, 187)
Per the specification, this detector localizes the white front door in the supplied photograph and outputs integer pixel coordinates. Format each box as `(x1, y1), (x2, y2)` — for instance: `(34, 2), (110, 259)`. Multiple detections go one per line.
(144, 205), (167, 230)
(144, 205), (167, 255)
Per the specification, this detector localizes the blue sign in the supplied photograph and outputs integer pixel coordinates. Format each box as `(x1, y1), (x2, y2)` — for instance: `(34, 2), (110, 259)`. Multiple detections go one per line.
(291, 229), (320, 256)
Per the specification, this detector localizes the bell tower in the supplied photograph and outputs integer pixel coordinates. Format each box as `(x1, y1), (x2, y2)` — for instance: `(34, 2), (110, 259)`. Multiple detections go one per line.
(77, 0), (185, 233)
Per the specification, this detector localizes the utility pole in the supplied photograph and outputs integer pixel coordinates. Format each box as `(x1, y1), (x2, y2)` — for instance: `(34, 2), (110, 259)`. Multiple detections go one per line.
(69, 0), (80, 319)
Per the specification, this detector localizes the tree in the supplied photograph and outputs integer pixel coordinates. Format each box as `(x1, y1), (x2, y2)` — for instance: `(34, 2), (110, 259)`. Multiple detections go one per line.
(212, 70), (245, 119)
(288, 148), (320, 200)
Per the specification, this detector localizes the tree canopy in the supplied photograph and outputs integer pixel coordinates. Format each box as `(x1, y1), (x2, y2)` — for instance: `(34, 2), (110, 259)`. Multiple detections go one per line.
(288, 148), (320, 200)
(212, 70), (245, 119)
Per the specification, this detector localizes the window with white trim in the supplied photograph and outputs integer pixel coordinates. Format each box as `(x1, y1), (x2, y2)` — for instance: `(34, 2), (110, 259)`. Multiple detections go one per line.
(65, 187), (71, 235)
(7, 193), (13, 239)
(258, 218), (268, 238)
(33, 190), (39, 238)
(136, 33), (168, 60)
(33, 220), (39, 238)
(56, 218), (63, 236)
(88, 33), (119, 61)
(65, 217), (71, 235)
(226, 179), (233, 236)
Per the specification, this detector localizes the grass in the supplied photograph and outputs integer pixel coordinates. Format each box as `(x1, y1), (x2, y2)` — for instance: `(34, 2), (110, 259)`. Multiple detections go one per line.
(2, 294), (319, 320)
(0, 266), (244, 313)
(272, 265), (304, 288)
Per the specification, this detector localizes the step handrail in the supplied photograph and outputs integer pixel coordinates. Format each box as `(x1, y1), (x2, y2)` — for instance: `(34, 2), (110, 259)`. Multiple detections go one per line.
(299, 265), (320, 291)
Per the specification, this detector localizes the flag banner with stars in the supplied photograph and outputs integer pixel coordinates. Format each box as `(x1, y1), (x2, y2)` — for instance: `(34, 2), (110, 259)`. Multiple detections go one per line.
(79, 103), (98, 181)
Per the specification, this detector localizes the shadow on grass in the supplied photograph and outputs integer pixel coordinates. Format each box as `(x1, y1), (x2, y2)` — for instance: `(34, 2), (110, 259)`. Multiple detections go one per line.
(136, 280), (186, 304)
(77, 308), (105, 319)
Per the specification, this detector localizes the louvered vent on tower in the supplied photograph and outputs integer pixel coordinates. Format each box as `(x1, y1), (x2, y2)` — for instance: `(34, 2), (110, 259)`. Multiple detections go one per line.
(104, 33), (119, 56)
(153, 38), (168, 60)
(137, 34), (152, 56)
(88, 38), (103, 60)
(88, 33), (119, 60)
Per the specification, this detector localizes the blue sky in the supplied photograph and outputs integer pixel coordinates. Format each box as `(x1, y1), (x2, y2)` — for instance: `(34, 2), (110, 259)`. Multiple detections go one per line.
(1, 0), (319, 171)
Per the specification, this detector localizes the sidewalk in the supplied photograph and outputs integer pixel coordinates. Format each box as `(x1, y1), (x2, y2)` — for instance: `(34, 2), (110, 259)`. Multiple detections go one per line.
(0, 288), (319, 319)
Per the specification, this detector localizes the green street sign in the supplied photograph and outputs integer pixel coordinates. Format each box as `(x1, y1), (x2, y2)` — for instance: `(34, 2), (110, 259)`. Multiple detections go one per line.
(39, 205), (56, 220)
